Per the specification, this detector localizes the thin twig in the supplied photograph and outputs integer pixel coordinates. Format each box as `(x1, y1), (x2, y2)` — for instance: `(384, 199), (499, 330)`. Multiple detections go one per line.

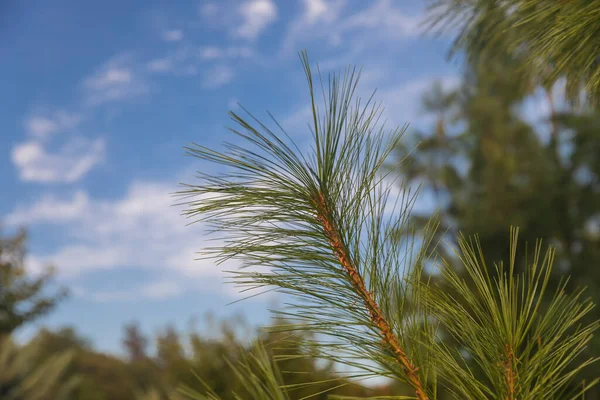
(313, 191), (429, 400)
(504, 344), (517, 400)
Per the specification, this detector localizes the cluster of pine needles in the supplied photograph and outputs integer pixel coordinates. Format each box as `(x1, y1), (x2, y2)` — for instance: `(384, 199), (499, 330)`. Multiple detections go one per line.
(178, 52), (598, 400)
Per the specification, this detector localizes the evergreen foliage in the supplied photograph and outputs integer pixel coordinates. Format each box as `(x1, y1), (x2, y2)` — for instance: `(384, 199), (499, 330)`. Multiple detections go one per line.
(177, 342), (289, 400)
(0, 335), (79, 400)
(425, 0), (600, 108)
(0, 229), (67, 335)
(391, 29), (600, 396)
(180, 52), (599, 399)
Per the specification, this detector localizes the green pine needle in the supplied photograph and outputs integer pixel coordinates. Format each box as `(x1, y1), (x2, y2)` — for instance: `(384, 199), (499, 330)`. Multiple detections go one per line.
(180, 52), (598, 399)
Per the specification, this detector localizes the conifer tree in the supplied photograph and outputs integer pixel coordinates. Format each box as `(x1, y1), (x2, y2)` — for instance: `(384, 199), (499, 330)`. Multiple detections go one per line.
(180, 53), (598, 399)
(123, 321), (150, 363)
(0, 228), (67, 335)
(0, 335), (79, 400)
(425, 0), (600, 108)
(393, 10), (600, 395)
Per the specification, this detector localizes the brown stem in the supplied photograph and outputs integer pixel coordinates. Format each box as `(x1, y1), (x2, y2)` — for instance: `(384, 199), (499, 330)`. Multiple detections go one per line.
(504, 344), (517, 400)
(313, 191), (429, 400)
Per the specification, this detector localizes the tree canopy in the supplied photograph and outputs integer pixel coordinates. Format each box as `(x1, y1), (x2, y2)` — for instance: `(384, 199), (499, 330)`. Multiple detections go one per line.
(0, 229), (67, 335)
(427, 0), (600, 108)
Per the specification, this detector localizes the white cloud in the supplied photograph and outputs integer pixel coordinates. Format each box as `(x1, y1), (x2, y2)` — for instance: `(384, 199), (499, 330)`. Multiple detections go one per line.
(199, 2), (219, 17)
(282, 0), (422, 57)
(87, 67), (131, 88)
(146, 46), (197, 76)
(340, 0), (424, 37)
(199, 46), (253, 61)
(304, 0), (329, 23)
(147, 58), (173, 73)
(162, 29), (183, 42)
(3, 178), (260, 301)
(24, 111), (82, 140)
(235, 0), (278, 40)
(25, 117), (57, 139)
(74, 280), (184, 303)
(140, 280), (184, 299)
(146, 46), (250, 78)
(4, 181), (230, 281)
(281, 0), (345, 55)
(12, 138), (105, 183)
(83, 55), (148, 106)
(22, 255), (47, 277)
(15, 108), (103, 184)
(197, 0), (277, 41)
(6, 191), (89, 226)
(203, 65), (234, 88)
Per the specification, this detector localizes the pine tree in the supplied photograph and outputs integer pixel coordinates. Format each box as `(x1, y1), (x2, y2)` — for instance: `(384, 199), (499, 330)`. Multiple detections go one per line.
(179, 53), (599, 399)
(123, 321), (150, 363)
(392, 27), (600, 397)
(0, 335), (79, 400)
(425, 0), (600, 108)
(0, 228), (67, 335)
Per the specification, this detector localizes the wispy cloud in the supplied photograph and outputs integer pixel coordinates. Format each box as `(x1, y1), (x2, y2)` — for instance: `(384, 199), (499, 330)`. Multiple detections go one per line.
(198, 0), (277, 41)
(73, 280), (185, 302)
(162, 29), (183, 42)
(12, 138), (105, 184)
(199, 46), (253, 61)
(304, 0), (329, 23)
(82, 54), (148, 106)
(3, 181), (234, 291)
(24, 111), (82, 139)
(235, 0), (278, 40)
(203, 65), (235, 88)
(282, 0), (346, 55)
(6, 190), (89, 226)
(147, 57), (174, 73)
(282, 0), (423, 57)
(339, 0), (424, 38)
(199, 2), (219, 18)
(146, 45), (252, 77)
(12, 110), (105, 184)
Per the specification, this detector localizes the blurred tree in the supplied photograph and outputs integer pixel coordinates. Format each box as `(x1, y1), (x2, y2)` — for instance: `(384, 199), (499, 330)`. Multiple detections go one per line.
(392, 45), (600, 396)
(123, 321), (149, 362)
(0, 334), (79, 400)
(0, 228), (67, 335)
(73, 350), (141, 400)
(30, 326), (159, 400)
(426, 0), (600, 108)
(33, 326), (92, 365)
(259, 323), (400, 399)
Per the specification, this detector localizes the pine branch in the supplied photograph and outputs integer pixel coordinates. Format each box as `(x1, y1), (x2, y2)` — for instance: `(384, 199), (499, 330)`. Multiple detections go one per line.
(420, 227), (599, 399)
(424, 0), (600, 108)
(179, 52), (597, 399)
(503, 343), (516, 400)
(180, 51), (435, 399)
(177, 341), (289, 400)
(313, 191), (428, 399)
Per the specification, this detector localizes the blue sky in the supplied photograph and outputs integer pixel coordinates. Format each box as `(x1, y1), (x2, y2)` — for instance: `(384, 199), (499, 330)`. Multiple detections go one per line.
(1, 0), (552, 355)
